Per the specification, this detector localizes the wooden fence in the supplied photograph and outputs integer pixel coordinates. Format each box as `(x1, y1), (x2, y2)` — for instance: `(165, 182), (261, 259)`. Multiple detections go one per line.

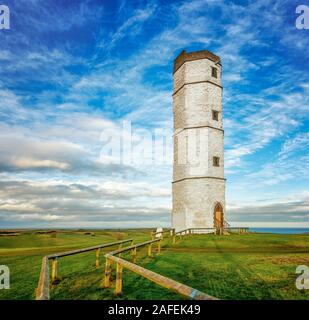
(105, 254), (217, 300)
(172, 227), (250, 243)
(36, 233), (220, 300)
(35, 238), (133, 300)
(225, 227), (249, 233)
(103, 238), (217, 300)
(103, 238), (161, 290)
(150, 229), (174, 240)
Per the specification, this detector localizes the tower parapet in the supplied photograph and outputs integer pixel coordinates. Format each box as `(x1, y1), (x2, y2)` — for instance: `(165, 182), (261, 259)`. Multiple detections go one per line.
(173, 49), (221, 74)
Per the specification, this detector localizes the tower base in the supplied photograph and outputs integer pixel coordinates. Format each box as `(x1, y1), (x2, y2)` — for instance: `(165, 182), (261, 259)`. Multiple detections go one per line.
(172, 178), (225, 232)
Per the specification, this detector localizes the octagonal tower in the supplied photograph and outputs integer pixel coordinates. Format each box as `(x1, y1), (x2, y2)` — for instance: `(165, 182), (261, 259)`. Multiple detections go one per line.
(172, 49), (226, 232)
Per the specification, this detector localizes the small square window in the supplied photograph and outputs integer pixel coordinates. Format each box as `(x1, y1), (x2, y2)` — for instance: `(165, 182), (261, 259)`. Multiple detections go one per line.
(212, 110), (219, 121)
(213, 156), (220, 167)
(211, 67), (218, 78)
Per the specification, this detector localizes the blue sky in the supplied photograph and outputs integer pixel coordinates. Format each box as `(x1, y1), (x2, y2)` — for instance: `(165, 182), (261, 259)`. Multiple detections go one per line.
(0, 0), (308, 228)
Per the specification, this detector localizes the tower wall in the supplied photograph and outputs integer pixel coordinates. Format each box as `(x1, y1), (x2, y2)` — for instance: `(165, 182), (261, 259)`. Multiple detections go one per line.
(172, 50), (226, 232)
(172, 178), (226, 230)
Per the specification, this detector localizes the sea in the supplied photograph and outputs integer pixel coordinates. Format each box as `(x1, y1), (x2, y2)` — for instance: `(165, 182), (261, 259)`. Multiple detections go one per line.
(250, 228), (309, 234)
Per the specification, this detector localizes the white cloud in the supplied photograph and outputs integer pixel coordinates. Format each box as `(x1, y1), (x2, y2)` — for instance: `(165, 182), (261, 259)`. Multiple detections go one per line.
(10, 158), (70, 171)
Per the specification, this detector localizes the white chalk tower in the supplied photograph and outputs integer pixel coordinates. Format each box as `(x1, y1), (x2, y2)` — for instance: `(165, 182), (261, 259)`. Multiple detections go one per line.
(172, 50), (226, 232)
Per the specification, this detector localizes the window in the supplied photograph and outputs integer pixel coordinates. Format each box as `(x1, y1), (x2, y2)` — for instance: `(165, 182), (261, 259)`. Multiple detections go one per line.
(213, 156), (220, 167)
(212, 110), (219, 121)
(211, 67), (218, 78)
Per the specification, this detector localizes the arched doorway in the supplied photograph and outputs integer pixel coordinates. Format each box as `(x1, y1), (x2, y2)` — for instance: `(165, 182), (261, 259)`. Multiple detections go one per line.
(214, 203), (224, 230)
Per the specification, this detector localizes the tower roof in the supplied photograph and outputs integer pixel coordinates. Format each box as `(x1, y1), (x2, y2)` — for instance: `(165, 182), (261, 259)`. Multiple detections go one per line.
(173, 49), (221, 74)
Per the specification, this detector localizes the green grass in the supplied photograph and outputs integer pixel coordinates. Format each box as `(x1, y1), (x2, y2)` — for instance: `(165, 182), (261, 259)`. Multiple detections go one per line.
(0, 230), (309, 300)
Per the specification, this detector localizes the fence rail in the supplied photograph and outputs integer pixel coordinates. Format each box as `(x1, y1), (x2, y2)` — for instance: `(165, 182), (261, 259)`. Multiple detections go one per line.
(173, 228), (214, 243)
(173, 227), (249, 243)
(108, 238), (161, 257)
(35, 238), (133, 300)
(47, 240), (132, 259)
(175, 227), (214, 235)
(151, 229), (173, 239)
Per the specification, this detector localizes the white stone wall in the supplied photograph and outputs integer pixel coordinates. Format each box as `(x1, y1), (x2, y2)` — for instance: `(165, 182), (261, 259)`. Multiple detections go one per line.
(173, 82), (222, 131)
(173, 128), (224, 181)
(173, 59), (221, 92)
(172, 53), (225, 232)
(172, 178), (226, 230)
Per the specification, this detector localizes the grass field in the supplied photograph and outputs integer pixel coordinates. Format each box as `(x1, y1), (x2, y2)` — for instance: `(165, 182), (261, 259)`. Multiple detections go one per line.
(0, 229), (309, 300)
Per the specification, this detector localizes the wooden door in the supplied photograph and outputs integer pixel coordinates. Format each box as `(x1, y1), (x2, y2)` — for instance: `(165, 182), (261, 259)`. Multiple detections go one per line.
(214, 203), (223, 229)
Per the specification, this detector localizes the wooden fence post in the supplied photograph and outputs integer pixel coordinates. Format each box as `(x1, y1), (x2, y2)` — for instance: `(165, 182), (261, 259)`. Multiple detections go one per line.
(115, 262), (123, 295)
(131, 247), (137, 263)
(148, 243), (152, 257)
(96, 248), (100, 268)
(51, 258), (59, 283)
(118, 243), (123, 258)
(103, 258), (112, 288)
(157, 240), (161, 254)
